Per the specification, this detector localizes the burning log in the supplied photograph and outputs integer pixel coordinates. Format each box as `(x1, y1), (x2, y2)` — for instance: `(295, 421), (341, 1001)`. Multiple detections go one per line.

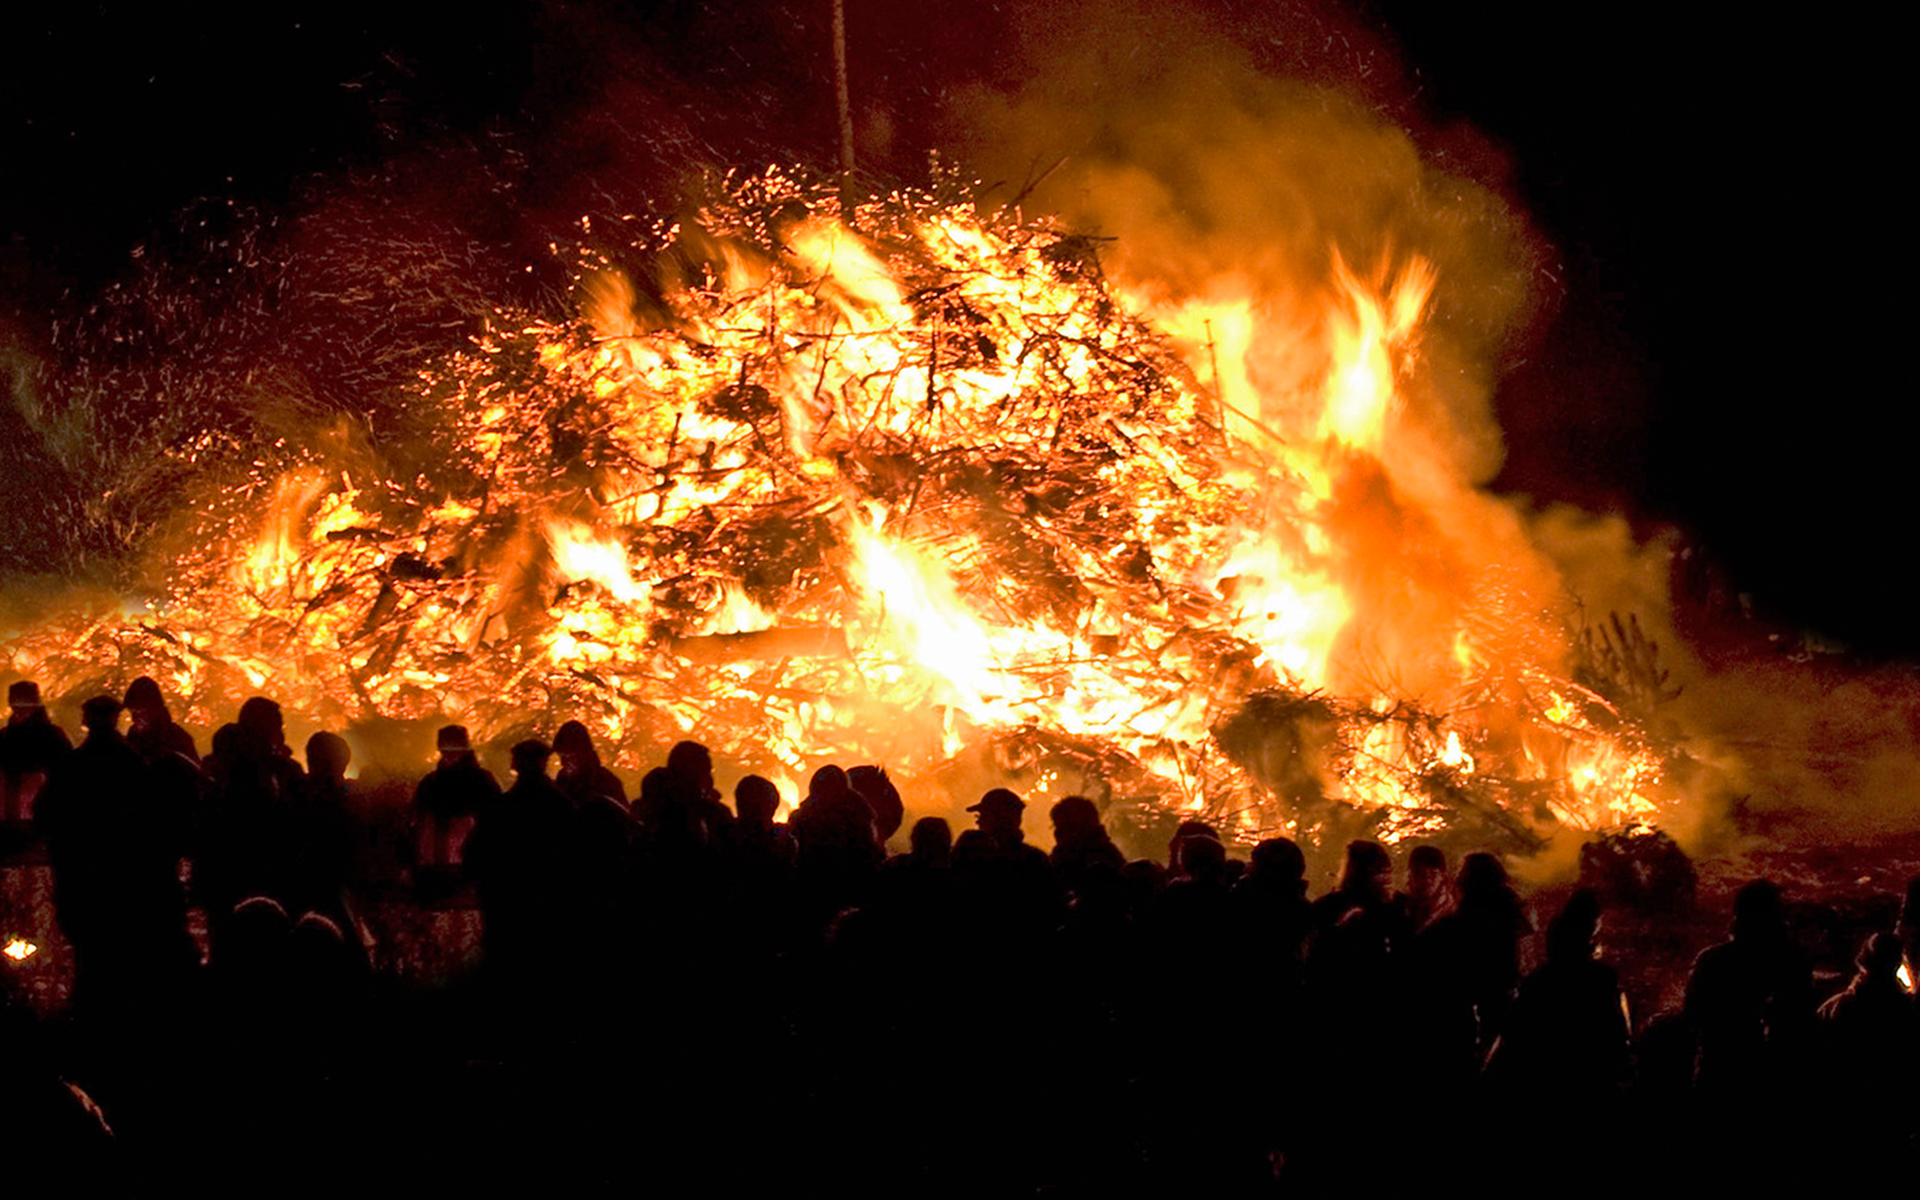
(669, 626), (850, 664)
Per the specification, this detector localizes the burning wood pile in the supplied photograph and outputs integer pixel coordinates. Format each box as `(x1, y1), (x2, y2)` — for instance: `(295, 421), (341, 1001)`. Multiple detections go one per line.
(3, 168), (1684, 848)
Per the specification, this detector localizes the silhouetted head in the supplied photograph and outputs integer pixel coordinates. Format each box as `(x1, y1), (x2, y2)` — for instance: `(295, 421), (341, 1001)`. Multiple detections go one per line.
(734, 774), (781, 826)
(808, 764), (850, 804)
(1178, 830), (1229, 883)
(435, 724), (473, 766)
(1249, 837), (1307, 896)
(306, 731), (351, 785)
(1732, 879), (1786, 941)
(237, 696), (285, 748)
(7, 680), (41, 711)
(80, 694), (122, 736)
(123, 676), (167, 726)
(668, 741), (716, 796)
(1339, 840), (1393, 903)
(211, 723), (242, 759)
(1409, 843), (1446, 879)
(968, 787), (1025, 837)
(910, 816), (953, 865)
(510, 739), (552, 781)
(1165, 821), (1217, 872)
(1049, 795), (1104, 844)
(1458, 852), (1511, 904)
(553, 720), (598, 772)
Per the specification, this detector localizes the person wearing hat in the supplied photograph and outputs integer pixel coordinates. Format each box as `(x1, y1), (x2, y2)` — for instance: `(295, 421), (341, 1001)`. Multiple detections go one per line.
(411, 724), (500, 882)
(0, 680), (71, 833)
(951, 787), (1058, 933)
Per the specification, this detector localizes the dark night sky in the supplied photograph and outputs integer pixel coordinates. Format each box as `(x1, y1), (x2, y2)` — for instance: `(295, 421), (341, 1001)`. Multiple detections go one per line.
(0, 1), (1907, 654)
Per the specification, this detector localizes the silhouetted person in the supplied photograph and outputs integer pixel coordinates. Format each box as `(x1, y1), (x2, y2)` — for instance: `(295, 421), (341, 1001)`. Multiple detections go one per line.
(289, 731), (361, 941)
(876, 815), (959, 956)
(1686, 878), (1814, 1099)
(465, 740), (576, 974)
(712, 773), (797, 961)
(1, 679), (70, 834)
(231, 695), (305, 802)
(1167, 820), (1223, 879)
(34, 695), (193, 1002)
(1311, 839), (1413, 968)
(1301, 837), (1414, 1167)
(898, 815), (953, 869)
(1048, 794), (1125, 896)
(197, 697), (305, 917)
(1404, 843), (1456, 932)
(951, 787), (1060, 952)
(123, 676), (199, 767)
(1816, 932), (1917, 1134)
(1149, 829), (1242, 1127)
(660, 739), (732, 843)
(720, 774), (795, 868)
(120, 677), (198, 859)
(1234, 836), (1314, 1002)
(554, 720), (628, 813)
(664, 739), (723, 810)
(411, 724), (499, 884)
(1488, 890), (1628, 1101)
(1484, 890), (1630, 1184)
(1420, 851), (1531, 1061)
(790, 764), (882, 918)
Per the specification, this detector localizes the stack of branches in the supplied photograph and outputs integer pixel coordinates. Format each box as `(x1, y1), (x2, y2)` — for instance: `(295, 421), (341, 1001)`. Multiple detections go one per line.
(1, 167), (1682, 849)
(5, 171), (1278, 808)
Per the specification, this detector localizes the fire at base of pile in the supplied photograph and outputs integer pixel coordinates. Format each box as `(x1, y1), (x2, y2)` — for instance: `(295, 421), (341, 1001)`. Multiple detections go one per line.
(4, 167), (1693, 853)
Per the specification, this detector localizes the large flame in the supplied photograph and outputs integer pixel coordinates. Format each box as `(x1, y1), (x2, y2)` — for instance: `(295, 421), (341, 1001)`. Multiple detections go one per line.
(3, 171), (1675, 846)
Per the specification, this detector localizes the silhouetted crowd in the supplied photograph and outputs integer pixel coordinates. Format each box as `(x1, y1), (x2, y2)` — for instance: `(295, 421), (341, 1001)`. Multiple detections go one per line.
(3, 677), (1917, 1195)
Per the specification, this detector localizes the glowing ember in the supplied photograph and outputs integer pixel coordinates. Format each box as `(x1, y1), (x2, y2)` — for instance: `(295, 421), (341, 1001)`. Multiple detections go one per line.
(3, 938), (37, 962)
(3, 169), (1681, 845)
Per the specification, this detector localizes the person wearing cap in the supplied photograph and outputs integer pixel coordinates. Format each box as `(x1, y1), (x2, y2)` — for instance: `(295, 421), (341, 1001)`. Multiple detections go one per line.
(411, 724), (500, 880)
(0, 680), (72, 833)
(952, 787), (1059, 935)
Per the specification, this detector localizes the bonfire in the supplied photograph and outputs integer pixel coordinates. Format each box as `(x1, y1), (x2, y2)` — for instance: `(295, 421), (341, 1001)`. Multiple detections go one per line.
(2, 167), (1683, 850)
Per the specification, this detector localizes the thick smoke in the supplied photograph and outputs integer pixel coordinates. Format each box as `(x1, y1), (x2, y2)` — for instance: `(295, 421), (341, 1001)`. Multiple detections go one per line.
(936, 0), (1920, 853)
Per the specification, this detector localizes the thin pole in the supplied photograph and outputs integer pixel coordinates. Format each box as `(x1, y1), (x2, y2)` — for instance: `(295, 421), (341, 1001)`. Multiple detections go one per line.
(832, 0), (856, 210)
